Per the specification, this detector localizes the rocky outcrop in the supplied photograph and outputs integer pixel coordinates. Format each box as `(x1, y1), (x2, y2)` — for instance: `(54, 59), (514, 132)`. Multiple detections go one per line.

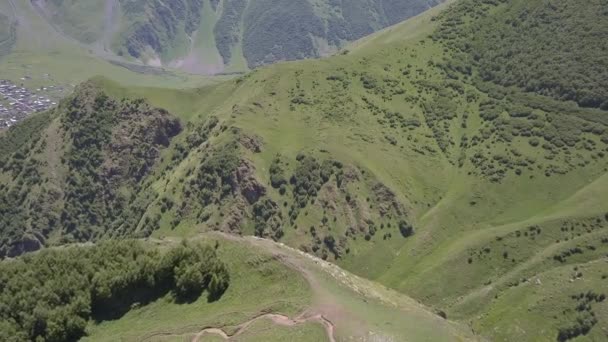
(102, 102), (182, 183)
(239, 134), (263, 153)
(232, 159), (266, 204)
(341, 166), (362, 186)
(372, 182), (405, 217)
(220, 197), (248, 234)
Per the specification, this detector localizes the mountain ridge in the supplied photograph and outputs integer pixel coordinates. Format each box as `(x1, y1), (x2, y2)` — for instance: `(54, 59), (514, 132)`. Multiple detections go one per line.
(30, 0), (444, 74)
(2, 0), (608, 341)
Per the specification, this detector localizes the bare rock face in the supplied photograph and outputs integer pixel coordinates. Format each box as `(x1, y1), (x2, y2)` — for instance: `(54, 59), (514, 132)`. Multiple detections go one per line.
(239, 134), (264, 153)
(372, 182), (405, 216)
(103, 106), (182, 183)
(342, 165), (362, 186)
(241, 180), (266, 204)
(232, 160), (266, 204)
(152, 114), (182, 147)
(220, 197), (248, 234)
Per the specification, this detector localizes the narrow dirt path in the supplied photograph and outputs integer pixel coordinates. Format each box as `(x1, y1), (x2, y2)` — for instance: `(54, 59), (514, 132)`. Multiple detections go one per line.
(191, 312), (335, 342)
(140, 233), (340, 342)
(144, 233), (477, 341)
(135, 233), (478, 341)
(211, 233), (378, 339)
(194, 232), (344, 341)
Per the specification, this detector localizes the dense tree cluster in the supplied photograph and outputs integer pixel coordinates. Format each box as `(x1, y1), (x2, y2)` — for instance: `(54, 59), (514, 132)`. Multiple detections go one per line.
(398, 220), (414, 238)
(0, 111), (55, 258)
(252, 198), (284, 240)
(0, 240), (229, 342)
(43, 0), (444, 69)
(553, 247), (584, 264)
(60, 88), (181, 242)
(0, 84), (181, 257)
(557, 291), (606, 341)
(172, 116), (219, 165)
(0, 111), (53, 161)
(269, 156), (288, 191)
(242, 0), (324, 67)
(467, 94), (607, 182)
(229, 0), (444, 68)
(421, 92), (458, 154)
(427, 0), (608, 183)
(287, 154), (342, 222)
(190, 142), (241, 206)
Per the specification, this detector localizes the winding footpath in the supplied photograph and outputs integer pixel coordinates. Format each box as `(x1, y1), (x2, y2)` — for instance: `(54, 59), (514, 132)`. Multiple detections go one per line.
(142, 233), (477, 341)
(191, 313), (335, 342)
(141, 233), (340, 342)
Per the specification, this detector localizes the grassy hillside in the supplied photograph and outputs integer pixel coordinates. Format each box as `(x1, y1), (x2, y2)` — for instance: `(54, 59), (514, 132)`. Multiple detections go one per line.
(81, 236), (315, 342)
(2, 0), (608, 341)
(0, 0), (224, 93)
(83, 234), (476, 341)
(432, 0), (608, 110)
(0, 12), (16, 57)
(0, 233), (475, 341)
(36, 0), (107, 44)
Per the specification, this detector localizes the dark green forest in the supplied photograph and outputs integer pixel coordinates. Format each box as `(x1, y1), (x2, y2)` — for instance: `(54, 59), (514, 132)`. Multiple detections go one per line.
(0, 83), (181, 258)
(118, 0), (203, 58)
(239, 0), (443, 68)
(0, 240), (229, 342)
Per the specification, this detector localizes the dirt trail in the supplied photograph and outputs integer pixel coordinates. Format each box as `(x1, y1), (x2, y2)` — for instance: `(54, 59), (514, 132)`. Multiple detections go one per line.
(191, 312), (335, 342)
(144, 233), (475, 341)
(141, 233), (340, 342)
(197, 232), (345, 341)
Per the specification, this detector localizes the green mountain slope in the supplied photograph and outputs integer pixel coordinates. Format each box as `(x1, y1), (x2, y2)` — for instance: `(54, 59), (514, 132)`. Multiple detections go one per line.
(30, 0), (444, 73)
(0, 0), (225, 93)
(2, 0), (608, 341)
(0, 12), (16, 57)
(0, 233), (476, 342)
(433, 0), (608, 110)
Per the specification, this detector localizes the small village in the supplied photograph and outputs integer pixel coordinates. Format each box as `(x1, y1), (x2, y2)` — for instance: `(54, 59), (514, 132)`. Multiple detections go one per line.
(0, 79), (60, 129)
